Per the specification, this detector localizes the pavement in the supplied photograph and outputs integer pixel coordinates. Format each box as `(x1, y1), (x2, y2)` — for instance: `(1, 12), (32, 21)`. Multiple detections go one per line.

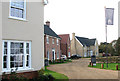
(47, 58), (118, 80)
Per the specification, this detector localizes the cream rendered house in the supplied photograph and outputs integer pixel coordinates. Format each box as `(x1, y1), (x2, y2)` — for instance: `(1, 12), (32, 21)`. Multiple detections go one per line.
(0, 0), (46, 79)
(119, 1), (120, 38)
(71, 33), (99, 57)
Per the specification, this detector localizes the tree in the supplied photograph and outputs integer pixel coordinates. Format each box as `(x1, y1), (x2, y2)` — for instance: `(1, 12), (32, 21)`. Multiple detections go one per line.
(115, 37), (120, 56)
(99, 41), (117, 56)
(99, 42), (109, 53)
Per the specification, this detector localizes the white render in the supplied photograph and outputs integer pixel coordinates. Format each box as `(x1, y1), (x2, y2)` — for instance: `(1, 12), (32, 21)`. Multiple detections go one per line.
(119, 1), (120, 38)
(1, 0), (44, 76)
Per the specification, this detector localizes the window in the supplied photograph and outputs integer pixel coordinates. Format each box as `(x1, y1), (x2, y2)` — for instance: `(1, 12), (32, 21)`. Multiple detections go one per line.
(57, 51), (59, 59)
(52, 39), (54, 44)
(10, 0), (26, 20)
(57, 39), (59, 45)
(2, 40), (31, 72)
(47, 51), (49, 60)
(46, 36), (49, 44)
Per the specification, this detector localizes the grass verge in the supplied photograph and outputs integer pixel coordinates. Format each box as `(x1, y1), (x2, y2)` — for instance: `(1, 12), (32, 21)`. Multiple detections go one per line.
(88, 63), (120, 70)
(44, 66), (69, 81)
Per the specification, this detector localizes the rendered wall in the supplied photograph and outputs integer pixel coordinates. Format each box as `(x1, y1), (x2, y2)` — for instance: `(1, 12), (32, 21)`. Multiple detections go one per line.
(2, 1), (44, 72)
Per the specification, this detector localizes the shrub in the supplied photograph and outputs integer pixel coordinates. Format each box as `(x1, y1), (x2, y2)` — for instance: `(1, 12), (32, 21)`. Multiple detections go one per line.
(38, 68), (44, 77)
(46, 74), (55, 81)
(38, 75), (49, 81)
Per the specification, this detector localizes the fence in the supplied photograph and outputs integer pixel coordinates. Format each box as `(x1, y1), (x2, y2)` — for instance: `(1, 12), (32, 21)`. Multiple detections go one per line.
(96, 56), (120, 63)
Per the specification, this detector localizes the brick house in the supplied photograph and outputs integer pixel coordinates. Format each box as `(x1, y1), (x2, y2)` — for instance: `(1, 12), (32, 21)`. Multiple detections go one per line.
(58, 34), (71, 58)
(44, 21), (61, 61)
(71, 33), (99, 57)
(0, 0), (47, 79)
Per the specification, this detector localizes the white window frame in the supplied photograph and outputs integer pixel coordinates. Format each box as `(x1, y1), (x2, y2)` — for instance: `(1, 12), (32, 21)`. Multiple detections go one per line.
(2, 40), (31, 72)
(47, 51), (49, 60)
(46, 36), (49, 44)
(9, 0), (26, 21)
(57, 51), (59, 59)
(52, 39), (54, 44)
(57, 38), (59, 45)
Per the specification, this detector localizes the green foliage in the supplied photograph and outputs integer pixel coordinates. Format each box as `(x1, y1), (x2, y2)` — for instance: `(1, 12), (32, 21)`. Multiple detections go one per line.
(88, 63), (119, 70)
(38, 68), (44, 76)
(44, 66), (69, 81)
(99, 41), (117, 56)
(37, 68), (55, 81)
(115, 37), (120, 56)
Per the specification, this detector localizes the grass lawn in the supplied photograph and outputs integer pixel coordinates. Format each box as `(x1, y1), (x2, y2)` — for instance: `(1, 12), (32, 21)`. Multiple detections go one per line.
(88, 63), (120, 70)
(44, 66), (69, 81)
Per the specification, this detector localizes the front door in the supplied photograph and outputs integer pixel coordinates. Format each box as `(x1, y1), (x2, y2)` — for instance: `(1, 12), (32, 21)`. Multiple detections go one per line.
(52, 49), (55, 60)
(68, 52), (70, 57)
(90, 51), (93, 56)
(84, 52), (87, 57)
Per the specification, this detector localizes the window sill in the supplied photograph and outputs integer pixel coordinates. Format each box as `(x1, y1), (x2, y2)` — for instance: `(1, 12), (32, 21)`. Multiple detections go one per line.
(2, 68), (34, 74)
(8, 16), (28, 22)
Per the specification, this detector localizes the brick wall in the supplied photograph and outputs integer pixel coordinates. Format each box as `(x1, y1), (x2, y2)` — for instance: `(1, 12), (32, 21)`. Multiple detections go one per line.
(44, 35), (61, 61)
(2, 71), (38, 79)
(60, 39), (71, 58)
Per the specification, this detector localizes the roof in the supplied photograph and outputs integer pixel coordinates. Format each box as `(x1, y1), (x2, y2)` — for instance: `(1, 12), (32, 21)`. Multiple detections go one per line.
(58, 34), (70, 44)
(44, 25), (61, 39)
(75, 36), (96, 47)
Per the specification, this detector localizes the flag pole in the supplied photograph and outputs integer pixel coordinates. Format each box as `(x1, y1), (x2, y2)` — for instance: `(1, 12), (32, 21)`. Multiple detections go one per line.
(105, 6), (108, 68)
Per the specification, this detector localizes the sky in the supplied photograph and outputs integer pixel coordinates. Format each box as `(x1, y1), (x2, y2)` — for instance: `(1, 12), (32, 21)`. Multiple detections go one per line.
(44, 0), (120, 44)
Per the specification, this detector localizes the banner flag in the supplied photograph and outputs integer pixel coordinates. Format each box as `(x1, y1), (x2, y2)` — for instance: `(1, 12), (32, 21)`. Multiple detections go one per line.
(105, 8), (114, 25)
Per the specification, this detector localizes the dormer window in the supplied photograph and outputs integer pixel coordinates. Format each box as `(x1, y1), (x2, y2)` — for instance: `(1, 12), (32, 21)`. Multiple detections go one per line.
(9, 0), (26, 20)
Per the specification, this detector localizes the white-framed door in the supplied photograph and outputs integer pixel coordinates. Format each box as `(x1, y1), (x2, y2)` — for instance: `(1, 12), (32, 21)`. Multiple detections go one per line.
(68, 52), (70, 57)
(84, 52), (87, 57)
(90, 51), (93, 56)
(52, 49), (55, 60)
(47, 51), (49, 60)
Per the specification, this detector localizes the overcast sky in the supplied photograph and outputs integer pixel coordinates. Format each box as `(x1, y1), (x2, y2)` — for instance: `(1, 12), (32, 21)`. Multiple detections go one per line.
(44, 0), (120, 44)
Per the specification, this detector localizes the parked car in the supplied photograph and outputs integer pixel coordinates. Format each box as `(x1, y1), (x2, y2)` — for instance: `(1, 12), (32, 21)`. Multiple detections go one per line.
(71, 54), (81, 59)
(61, 55), (67, 60)
(102, 52), (111, 57)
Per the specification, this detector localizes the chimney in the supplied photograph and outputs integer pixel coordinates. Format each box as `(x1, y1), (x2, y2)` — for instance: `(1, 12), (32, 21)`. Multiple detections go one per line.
(72, 33), (75, 39)
(46, 21), (50, 27)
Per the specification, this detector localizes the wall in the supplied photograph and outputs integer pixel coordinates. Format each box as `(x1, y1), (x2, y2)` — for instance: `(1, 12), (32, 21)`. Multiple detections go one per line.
(118, 1), (120, 38)
(0, 1), (2, 79)
(61, 43), (67, 56)
(44, 35), (61, 61)
(71, 33), (76, 55)
(75, 38), (84, 57)
(2, 1), (44, 72)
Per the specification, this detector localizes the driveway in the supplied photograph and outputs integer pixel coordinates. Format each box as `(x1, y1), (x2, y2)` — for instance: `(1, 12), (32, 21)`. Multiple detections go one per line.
(47, 58), (118, 79)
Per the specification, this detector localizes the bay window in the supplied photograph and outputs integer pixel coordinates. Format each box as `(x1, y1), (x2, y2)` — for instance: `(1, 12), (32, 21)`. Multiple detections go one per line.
(2, 40), (31, 72)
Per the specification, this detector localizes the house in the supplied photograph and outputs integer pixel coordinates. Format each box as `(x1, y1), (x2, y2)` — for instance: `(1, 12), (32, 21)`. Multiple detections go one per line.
(71, 33), (99, 57)
(119, 1), (120, 38)
(0, 0), (45, 79)
(44, 21), (61, 61)
(58, 34), (71, 58)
